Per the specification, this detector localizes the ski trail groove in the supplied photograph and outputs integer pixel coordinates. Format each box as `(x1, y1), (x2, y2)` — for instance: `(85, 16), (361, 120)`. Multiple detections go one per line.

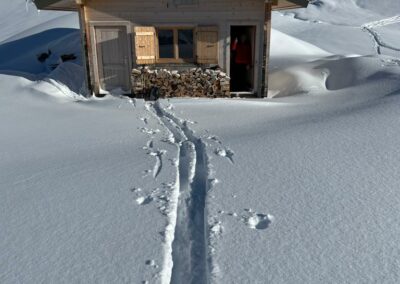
(152, 101), (210, 284)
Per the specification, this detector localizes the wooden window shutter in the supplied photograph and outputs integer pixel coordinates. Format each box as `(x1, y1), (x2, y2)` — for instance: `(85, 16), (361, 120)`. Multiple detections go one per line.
(134, 27), (156, 65)
(196, 26), (219, 64)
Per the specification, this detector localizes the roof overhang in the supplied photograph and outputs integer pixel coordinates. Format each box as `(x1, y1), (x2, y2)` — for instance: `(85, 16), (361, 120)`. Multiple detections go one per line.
(35, 0), (309, 12)
(34, 0), (78, 11)
(271, 0), (309, 10)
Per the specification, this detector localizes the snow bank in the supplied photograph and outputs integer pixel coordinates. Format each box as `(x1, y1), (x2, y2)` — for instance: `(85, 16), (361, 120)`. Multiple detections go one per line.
(35, 62), (87, 100)
(269, 29), (331, 70)
(269, 55), (400, 98)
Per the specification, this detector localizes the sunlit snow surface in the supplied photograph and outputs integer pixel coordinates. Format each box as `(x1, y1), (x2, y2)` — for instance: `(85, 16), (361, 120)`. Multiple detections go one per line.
(1, 0), (400, 283)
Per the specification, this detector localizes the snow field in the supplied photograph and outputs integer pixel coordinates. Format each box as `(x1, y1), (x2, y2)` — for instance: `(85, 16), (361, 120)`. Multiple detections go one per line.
(1, 0), (400, 283)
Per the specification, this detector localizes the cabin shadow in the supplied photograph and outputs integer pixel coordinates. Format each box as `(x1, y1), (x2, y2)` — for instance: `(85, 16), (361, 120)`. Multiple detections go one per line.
(0, 28), (80, 77)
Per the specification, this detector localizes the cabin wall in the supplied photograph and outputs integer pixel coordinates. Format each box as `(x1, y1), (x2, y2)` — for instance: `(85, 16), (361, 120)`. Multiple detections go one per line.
(83, 0), (267, 95)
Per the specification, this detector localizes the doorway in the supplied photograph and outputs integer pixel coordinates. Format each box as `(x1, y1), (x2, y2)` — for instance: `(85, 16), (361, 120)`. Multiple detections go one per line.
(94, 25), (131, 94)
(230, 25), (256, 93)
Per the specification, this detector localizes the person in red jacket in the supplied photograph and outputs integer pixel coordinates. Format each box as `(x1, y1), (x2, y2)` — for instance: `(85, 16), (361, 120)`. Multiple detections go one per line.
(231, 34), (252, 91)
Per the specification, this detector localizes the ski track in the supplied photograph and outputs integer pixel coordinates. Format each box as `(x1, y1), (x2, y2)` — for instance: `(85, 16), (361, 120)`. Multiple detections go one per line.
(362, 15), (400, 63)
(148, 101), (211, 284)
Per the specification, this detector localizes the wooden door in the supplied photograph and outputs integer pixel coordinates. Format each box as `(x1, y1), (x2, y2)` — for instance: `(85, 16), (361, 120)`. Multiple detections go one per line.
(95, 26), (130, 93)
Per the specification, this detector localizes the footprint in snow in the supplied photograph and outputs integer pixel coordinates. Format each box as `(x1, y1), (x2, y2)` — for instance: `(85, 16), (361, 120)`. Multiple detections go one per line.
(136, 196), (153, 205)
(143, 140), (154, 150)
(206, 135), (222, 144)
(130, 187), (142, 193)
(140, 117), (148, 125)
(145, 260), (158, 268)
(140, 127), (160, 135)
(223, 209), (274, 230)
(244, 213), (274, 230)
(214, 148), (235, 164)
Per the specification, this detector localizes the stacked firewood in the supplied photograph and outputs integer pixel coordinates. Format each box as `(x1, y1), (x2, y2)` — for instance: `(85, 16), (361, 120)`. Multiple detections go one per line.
(131, 66), (231, 98)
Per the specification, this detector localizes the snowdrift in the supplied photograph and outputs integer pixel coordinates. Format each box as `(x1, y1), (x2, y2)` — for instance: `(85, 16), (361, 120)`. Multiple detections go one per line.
(269, 55), (400, 98)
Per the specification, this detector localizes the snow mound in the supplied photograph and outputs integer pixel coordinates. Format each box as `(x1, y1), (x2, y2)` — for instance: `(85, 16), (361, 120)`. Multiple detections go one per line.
(34, 62), (87, 100)
(271, 29), (330, 58)
(269, 55), (400, 98)
(270, 29), (331, 70)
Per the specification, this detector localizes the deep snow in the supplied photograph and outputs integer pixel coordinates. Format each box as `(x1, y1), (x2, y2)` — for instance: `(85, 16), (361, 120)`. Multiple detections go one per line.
(1, 0), (400, 283)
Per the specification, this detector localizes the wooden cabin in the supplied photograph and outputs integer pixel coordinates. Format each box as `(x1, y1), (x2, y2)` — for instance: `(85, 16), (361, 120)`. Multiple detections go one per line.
(35, 0), (309, 97)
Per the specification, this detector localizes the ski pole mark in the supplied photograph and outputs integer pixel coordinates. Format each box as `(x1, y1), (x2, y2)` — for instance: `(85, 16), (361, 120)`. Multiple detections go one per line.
(149, 150), (166, 179)
(142, 139), (166, 179)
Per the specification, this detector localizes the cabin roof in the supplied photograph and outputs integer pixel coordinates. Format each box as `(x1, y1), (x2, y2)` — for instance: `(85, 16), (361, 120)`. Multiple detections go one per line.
(35, 0), (309, 11)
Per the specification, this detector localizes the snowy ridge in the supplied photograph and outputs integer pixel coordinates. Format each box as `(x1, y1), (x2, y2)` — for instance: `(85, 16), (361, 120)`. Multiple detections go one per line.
(150, 101), (211, 284)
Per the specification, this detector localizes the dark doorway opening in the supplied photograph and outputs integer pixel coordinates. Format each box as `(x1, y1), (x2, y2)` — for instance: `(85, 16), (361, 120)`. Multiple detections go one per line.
(230, 25), (256, 93)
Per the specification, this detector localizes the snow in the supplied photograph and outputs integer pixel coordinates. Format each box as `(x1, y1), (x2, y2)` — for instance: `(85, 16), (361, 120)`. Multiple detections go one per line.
(1, 0), (400, 283)
(0, 1), (78, 44)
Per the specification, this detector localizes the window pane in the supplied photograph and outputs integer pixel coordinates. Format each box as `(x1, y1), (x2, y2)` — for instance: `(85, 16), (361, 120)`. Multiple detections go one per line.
(178, 29), (193, 59)
(158, 29), (174, 58)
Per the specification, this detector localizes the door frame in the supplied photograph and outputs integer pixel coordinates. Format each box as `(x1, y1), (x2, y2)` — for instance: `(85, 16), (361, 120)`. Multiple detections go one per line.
(226, 21), (262, 96)
(89, 21), (133, 94)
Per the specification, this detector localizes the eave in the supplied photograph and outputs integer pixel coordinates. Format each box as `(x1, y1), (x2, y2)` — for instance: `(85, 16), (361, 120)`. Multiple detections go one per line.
(34, 0), (78, 11)
(271, 0), (309, 10)
(35, 0), (309, 12)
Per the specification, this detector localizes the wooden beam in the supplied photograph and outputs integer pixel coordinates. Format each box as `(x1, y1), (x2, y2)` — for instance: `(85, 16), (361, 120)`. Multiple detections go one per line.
(271, 0), (309, 11)
(34, 0), (77, 11)
(261, 2), (272, 97)
(77, 4), (91, 96)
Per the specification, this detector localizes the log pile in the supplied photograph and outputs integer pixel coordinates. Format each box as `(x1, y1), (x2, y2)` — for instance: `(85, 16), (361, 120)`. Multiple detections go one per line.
(131, 66), (231, 98)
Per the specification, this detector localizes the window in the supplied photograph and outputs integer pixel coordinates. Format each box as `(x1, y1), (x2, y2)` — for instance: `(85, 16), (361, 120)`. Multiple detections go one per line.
(178, 29), (194, 59)
(157, 28), (194, 63)
(158, 29), (174, 59)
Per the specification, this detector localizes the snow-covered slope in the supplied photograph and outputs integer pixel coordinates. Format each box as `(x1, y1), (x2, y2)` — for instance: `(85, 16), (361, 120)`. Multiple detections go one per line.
(274, 0), (400, 57)
(1, 0), (400, 283)
(0, 1), (78, 44)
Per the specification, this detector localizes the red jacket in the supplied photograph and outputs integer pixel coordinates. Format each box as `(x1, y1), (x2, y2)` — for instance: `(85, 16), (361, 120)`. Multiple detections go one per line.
(232, 41), (252, 65)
